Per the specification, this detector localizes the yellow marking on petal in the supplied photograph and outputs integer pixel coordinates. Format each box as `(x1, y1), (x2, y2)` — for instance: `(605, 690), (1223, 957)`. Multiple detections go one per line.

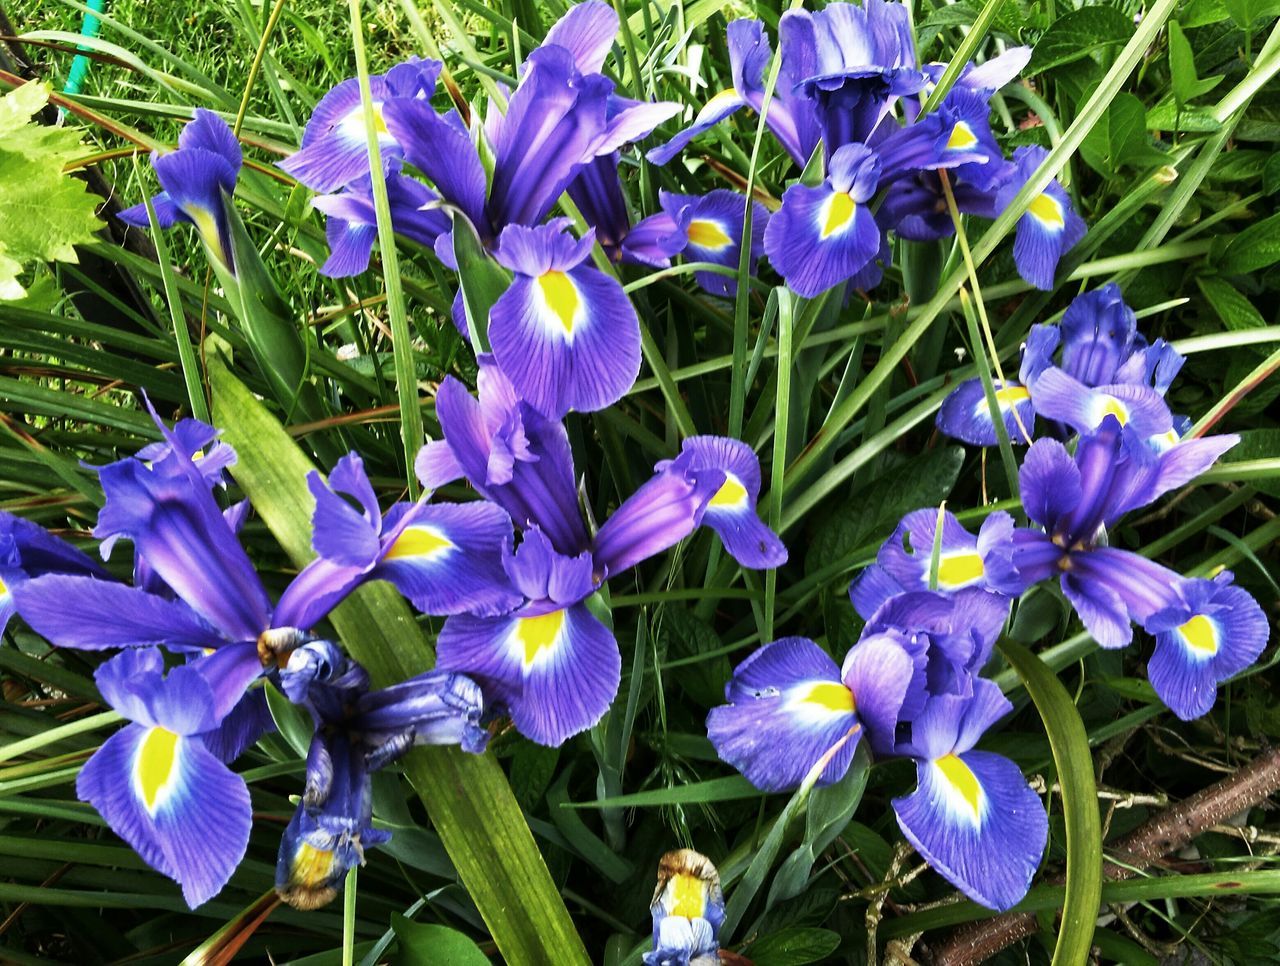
(1027, 193), (1065, 229)
(936, 753), (983, 816)
(669, 872), (707, 919)
(797, 681), (856, 714)
(516, 609), (566, 666)
(947, 121), (978, 150)
(821, 191), (856, 239)
(1100, 396), (1130, 425)
(0, 576), (7, 596)
(1179, 614), (1219, 656)
(707, 474), (748, 509)
(136, 726), (180, 812)
(994, 385), (1031, 406)
(937, 552), (985, 589)
(687, 218), (733, 251)
(695, 88), (741, 124)
(538, 270), (581, 335)
(188, 206), (228, 268)
(384, 525), (454, 561)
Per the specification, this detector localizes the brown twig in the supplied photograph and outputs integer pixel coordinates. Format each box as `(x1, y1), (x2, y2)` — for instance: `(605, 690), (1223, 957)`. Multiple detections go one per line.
(925, 746), (1280, 965)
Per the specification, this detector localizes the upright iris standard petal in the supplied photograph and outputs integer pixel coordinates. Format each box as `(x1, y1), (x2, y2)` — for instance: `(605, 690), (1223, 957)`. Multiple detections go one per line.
(784, 0), (925, 152)
(118, 110), (243, 273)
(707, 637), (860, 791)
(76, 649), (253, 908)
(997, 146), (1086, 290)
(380, 101), (491, 235)
(420, 357), (590, 555)
(891, 683), (1047, 911)
(277, 58), (441, 193)
(764, 143), (882, 298)
(936, 378), (1037, 446)
(1144, 573), (1270, 720)
(659, 190), (768, 298)
(95, 448), (272, 642)
(489, 221), (642, 417)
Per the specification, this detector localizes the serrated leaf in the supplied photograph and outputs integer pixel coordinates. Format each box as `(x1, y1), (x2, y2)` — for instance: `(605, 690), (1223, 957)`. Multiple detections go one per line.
(1197, 276), (1266, 331)
(391, 916), (490, 966)
(1028, 7), (1135, 72)
(0, 156), (102, 266)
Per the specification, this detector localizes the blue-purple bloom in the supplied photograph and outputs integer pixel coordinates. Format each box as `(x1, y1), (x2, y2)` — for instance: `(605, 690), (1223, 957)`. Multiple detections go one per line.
(0, 512), (107, 636)
(996, 146), (1086, 291)
(1008, 419), (1265, 719)
(938, 284), (1185, 447)
(849, 508), (1021, 618)
(423, 413), (786, 745)
(118, 109), (242, 273)
(277, 57), (442, 193)
(707, 587), (1047, 911)
(488, 219), (641, 417)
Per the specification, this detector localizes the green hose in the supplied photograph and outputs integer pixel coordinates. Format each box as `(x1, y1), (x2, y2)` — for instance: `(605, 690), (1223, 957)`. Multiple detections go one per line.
(63, 0), (106, 98)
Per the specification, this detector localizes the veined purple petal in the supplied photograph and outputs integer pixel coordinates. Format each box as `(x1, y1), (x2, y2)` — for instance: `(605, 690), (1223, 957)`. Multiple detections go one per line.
(541, 0), (618, 74)
(501, 527), (596, 607)
(840, 634), (914, 756)
(592, 464), (719, 578)
(1030, 368), (1173, 439)
(489, 257), (641, 418)
(621, 208), (689, 268)
(375, 500), (521, 617)
(998, 146), (1085, 291)
(645, 89), (747, 167)
(662, 189), (767, 298)
(1017, 437), (1081, 532)
(355, 669), (489, 764)
(436, 602), (621, 747)
(152, 149), (237, 272)
(567, 154), (631, 250)
(95, 456), (270, 641)
(380, 101), (490, 235)
(708, 637), (860, 791)
(77, 721), (252, 908)
(1145, 573), (1269, 720)
(893, 748), (1046, 911)
(12, 575), (224, 651)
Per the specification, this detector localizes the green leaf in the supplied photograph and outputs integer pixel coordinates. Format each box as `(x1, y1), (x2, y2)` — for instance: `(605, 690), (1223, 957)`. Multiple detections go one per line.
(1078, 93), (1164, 174)
(561, 774), (762, 808)
(1223, 0), (1280, 27)
(1028, 7), (1135, 73)
(1197, 276), (1267, 331)
(0, 83), (104, 300)
(1217, 212), (1280, 274)
(206, 354), (589, 966)
(1168, 20), (1224, 106)
(264, 681), (313, 758)
(1145, 98), (1223, 131)
(452, 215), (511, 353)
(391, 916), (490, 966)
(742, 927), (842, 966)
(999, 640), (1101, 965)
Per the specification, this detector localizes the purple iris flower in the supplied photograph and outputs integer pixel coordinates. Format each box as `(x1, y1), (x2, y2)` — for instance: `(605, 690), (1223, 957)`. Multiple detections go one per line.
(379, 4), (677, 250)
(648, 17), (821, 169)
(418, 354), (591, 556)
(118, 109), (242, 274)
(76, 647), (259, 908)
(310, 168), (451, 277)
(938, 284), (1185, 447)
(646, 850), (725, 966)
(486, 219), (642, 417)
(1009, 418), (1265, 718)
(0, 511), (108, 636)
(781, 0), (925, 155)
(274, 639), (487, 908)
(707, 587), (1048, 912)
(849, 508), (1021, 618)
(995, 145), (1086, 291)
(277, 57), (442, 193)
(429, 433), (786, 746)
(276, 451), (520, 629)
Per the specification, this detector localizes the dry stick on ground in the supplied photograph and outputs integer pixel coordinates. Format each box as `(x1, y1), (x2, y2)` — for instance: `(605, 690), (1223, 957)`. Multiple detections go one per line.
(925, 745), (1280, 966)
